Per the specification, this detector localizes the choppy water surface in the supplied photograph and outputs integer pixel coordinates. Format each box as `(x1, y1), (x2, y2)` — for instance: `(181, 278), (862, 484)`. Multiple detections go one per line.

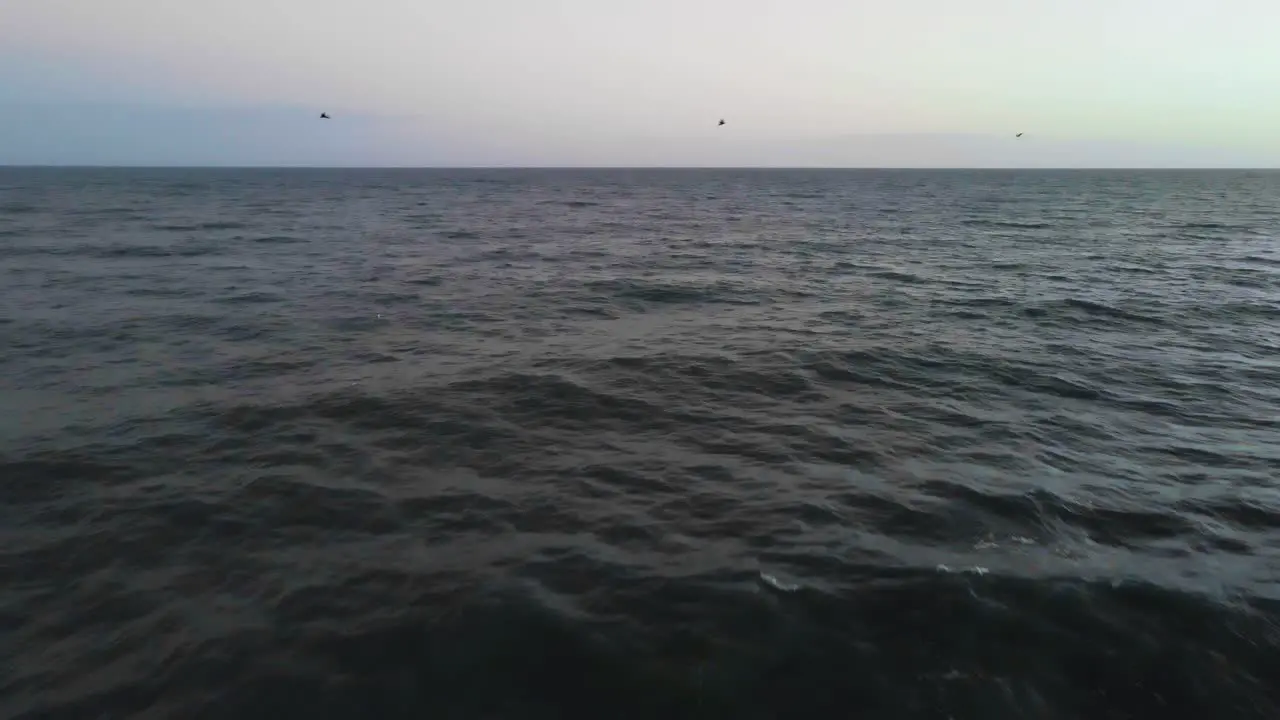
(2, 168), (1279, 719)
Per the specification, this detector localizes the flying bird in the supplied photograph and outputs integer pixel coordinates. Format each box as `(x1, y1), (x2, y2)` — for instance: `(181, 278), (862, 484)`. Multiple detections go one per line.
(1015, 132), (1023, 137)
(320, 113), (330, 119)
(718, 119), (725, 126)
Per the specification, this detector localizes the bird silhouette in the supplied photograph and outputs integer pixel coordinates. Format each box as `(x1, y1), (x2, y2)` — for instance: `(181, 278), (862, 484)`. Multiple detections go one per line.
(718, 119), (725, 126)
(1015, 132), (1023, 137)
(320, 113), (330, 119)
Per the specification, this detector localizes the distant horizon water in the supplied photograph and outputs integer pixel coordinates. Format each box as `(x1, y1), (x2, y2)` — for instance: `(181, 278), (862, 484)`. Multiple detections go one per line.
(6, 163), (1280, 170)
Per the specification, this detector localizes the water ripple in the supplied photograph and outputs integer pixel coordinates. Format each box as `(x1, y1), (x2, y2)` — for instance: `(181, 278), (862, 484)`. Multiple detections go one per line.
(2, 168), (1279, 719)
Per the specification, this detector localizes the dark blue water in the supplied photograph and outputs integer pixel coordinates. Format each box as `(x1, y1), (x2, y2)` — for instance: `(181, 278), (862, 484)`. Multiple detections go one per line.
(2, 168), (1279, 720)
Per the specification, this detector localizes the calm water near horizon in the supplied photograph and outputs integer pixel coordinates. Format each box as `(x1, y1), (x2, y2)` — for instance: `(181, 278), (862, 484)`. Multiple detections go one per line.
(2, 167), (1279, 719)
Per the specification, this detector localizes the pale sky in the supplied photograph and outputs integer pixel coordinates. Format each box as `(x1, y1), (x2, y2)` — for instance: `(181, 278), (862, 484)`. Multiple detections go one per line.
(1, 0), (1277, 166)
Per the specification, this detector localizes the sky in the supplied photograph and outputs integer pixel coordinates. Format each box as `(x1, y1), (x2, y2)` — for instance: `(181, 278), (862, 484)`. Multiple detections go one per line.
(1, 0), (1278, 167)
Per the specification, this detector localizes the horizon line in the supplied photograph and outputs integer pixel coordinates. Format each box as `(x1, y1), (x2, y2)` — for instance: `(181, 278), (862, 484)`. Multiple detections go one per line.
(4, 164), (1279, 171)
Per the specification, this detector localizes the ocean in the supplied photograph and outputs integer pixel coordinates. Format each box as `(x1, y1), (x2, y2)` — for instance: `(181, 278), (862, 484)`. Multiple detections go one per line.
(1, 167), (1278, 719)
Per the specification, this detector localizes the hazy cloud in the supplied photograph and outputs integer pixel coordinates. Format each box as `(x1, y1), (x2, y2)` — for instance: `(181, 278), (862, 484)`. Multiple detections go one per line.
(2, 0), (1277, 166)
